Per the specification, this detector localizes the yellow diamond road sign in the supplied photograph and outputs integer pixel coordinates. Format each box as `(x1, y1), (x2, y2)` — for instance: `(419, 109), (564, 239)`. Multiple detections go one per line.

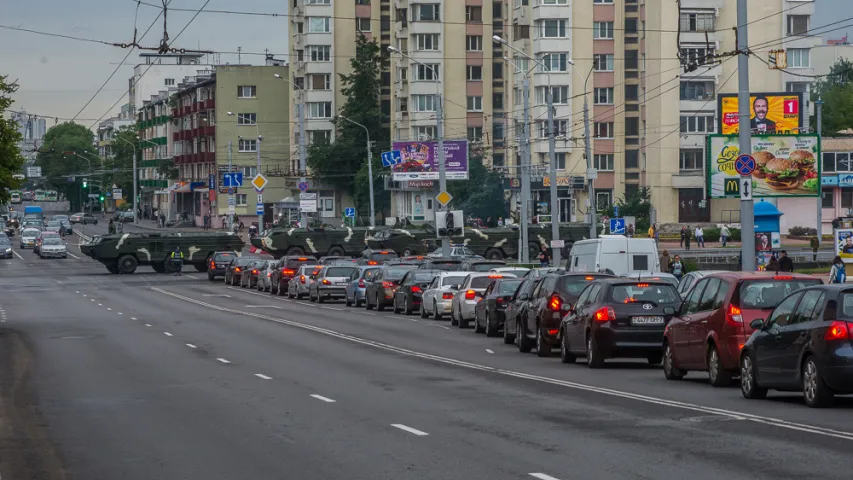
(251, 174), (268, 192)
(436, 191), (452, 206)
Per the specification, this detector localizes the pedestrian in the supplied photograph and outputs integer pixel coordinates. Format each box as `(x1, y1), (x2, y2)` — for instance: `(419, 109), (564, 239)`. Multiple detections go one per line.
(648, 223), (656, 243)
(660, 249), (671, 273)
(766, 254), (781, 273)
(170, 245), (184, 276)
(203, 215), (210, 231)
(680, 226), (686, 248)
(720, 224), (730, 247)
(538, 245), (551, 267)
(670, 254), (684, 281)
(829, 256), (847, 284)
(684, 226), (692, 251)
(239, 221), (244, 233)
(108, 219), (116, 234)
(778, 250), (794, 272)
(695, 226), (705, 248)
(627, 224), (634, 238)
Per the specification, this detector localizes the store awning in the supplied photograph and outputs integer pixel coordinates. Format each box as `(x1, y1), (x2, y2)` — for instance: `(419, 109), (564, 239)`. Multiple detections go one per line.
(173, 184), (193, 193)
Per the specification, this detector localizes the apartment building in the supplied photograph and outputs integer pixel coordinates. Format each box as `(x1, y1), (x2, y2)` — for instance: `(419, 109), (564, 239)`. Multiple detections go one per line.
(128, 53), (209, 116)
(96, 105), (134, 158)
(137, 90), (175, 218)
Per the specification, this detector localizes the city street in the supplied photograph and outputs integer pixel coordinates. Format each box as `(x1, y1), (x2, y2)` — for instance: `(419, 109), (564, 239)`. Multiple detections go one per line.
(0, 232), (851, 480)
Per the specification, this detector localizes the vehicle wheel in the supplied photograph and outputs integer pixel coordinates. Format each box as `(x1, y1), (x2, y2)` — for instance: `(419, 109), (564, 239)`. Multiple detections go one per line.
(152, 262), (166, 273)
(802, 356), (834, 408)
(403, 297), (413, 315)
(93, 220), (98, 225)
(485, 312), (498, 337)
(527, 242), (540, 262)
(560, 332), (576, 363)
(327, 246), (345, 257)
(433, 301), (442, 320)
(707, 344), (733, 387)
(286, 287), (293, 299)
(586, 333), (605, 368)
(317, 293), (325, 304)
(392, 298), (400, 314)
(457, 306), (469, 329)
(536, 325), (552, 357)
(345, 295), (352, 307)
(663, 342), (686, 380)
(286, 246), (306, 256)
(419, 303), (427, 318)
(503, 320), (515, 345)
(449, 304), (458, 326)
(740, 353), (767, 399)
(355, 298), (362, 308)
(376, 295), (385, 311)
(647, 353), (663, 365)
(517, 320), (533, 353)
(486, 249), (504, 260)
(117, 255), (138, 274)
(474, 313), (485, 334)
(366, 295), (374, 310)
(231, 275), (238, 286)
(403, 248), (412, 256)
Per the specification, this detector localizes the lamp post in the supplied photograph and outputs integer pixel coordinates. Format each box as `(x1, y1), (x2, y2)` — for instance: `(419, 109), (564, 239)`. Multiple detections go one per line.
(112, 135), (138, 224)
(568, 59), (596, 240)
(388, 45), (450, 258)
(273, 73), (308, 228)
(339, 115), (376, 228)
(502, 55), (533, 264)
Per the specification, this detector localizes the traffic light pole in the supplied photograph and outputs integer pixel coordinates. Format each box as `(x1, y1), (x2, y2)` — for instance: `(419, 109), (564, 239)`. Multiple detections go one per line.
(520, 77), (531, 264)
(437, 96), (450, 259)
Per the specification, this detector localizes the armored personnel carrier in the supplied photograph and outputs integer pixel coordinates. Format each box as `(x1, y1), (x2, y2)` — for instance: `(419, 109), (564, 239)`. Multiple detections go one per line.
(251, 226), (374, 258)
(80, 231), (245, 274)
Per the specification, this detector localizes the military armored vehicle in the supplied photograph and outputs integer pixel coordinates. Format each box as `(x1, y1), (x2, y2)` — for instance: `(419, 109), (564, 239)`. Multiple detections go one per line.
(251, 226), (374, 258)
(80, 231), (245, 274)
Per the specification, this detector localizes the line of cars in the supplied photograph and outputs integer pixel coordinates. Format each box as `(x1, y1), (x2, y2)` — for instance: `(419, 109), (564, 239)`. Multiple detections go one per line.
(4, 213), (71, 259)
(205, 247), (852, 408)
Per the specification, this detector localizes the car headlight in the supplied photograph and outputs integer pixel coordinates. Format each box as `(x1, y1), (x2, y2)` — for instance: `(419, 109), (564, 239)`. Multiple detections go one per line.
(4, 248), (10, 253)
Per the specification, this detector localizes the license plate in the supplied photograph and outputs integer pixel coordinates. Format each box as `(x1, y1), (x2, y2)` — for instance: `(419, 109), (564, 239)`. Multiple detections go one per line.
(631, 316), (664, 325)
(336, 282), (347, 286)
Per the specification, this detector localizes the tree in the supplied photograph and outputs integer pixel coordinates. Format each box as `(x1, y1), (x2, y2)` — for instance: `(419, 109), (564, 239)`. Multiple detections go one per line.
(600, 187), (652, 232)
(105, 126), (137, 199)
(353, 156), (389, 225)
(0, 76), (25, 204)
(36, 122), (98, 212)
(811, 58), (853, 136)
(447, 152), (506, 221)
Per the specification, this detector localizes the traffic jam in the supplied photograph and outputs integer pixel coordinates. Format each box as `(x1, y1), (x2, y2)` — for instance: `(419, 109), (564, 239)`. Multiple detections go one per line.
(206, 236), (852, 409)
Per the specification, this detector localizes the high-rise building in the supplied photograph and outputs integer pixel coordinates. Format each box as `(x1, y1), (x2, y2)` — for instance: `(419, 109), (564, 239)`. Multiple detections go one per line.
(129, 53), (209, 117)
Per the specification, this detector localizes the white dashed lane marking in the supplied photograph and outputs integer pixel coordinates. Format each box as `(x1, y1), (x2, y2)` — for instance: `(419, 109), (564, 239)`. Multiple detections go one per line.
(486, 349), (494, 354)
(216, 358), (231, 364)
(255, 374), (272, 380)
(391, 424), (429, 436)
(144, 324), (152, 327)
(529, 474), (562, 480)
(186, 344), (197, 349)
(164, 332), (173, 337)
(310, 394), (336, 403)
(131, 317), (137, 320)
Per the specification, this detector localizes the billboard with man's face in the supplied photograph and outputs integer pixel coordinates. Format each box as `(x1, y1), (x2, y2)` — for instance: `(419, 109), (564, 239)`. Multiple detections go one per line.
(717, 92), (805, 135)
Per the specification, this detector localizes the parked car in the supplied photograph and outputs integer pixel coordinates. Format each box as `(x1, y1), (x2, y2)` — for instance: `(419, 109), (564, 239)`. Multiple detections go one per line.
(473, 277), (525, 337)
(740, 284), (853, 408)
(270, 256), (319, 295)
(560, 278), (682, 367)
(663, 272), (821, 386)
(451, 272), (517, 329)
(288, 264), (321, 299)
(207, 251), (239, 280)
(392, 270), (440, 315)
(344, 266), (381, 307)
(224, 256), (260, 285)
(503, 278), (542, 346)
(363, 265), (418, 311)
(255, 260), (278, 292)
(420, 271), (471, 320)
(676, 270), (725, 298)
(308, 265), (358, 303)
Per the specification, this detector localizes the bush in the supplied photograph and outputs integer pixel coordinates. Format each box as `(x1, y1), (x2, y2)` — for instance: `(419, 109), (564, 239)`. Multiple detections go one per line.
(789, 226), (817, 236)
(700, 227), (741, 242)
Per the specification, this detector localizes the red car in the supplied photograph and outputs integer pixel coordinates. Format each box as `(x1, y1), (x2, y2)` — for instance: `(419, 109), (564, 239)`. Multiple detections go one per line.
(663, 272), (822, 386)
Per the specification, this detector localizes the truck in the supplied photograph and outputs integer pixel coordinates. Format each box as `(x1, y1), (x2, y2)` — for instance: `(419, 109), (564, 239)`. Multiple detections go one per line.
(24, 205), (43, 221)
(79, 231), (245, 274)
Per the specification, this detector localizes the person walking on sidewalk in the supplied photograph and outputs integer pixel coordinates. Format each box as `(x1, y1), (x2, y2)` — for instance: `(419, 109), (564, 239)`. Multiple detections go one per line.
(720, 224), (730, 247)
(695, 226), (705, 248)
(830, 256), (847, 284)
(660, 249), (671, 273)
(779, 250), (794, 272)
(680, 226), (686, 248)
(203, 215), (210, 231)
(684, 226), (692, 251)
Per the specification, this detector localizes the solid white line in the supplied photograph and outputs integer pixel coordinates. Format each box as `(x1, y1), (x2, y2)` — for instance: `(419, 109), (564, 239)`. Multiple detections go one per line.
(297, 302), (316, 307)
(486, 349), (494, 354)
(322, 306), (344, 311)
(66, 252), (81, 259)
(255, 373), (272, 380)
(310, 394), (337, 403)
(203, 294), (232, 297)
(244, 305), (282, 309)
(186, 343), (197, 349)
(216, 358), (231, 364)
(391, 424), (429, 436)
(12, 251), (23, 260)
(144, 324), (152, 327)
(529, 474), (562, 480)
(164, 332), (173, 337)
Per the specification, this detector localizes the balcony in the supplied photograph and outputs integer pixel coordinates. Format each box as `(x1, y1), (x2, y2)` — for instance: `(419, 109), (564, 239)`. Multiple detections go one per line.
(202, 98), (215, 110)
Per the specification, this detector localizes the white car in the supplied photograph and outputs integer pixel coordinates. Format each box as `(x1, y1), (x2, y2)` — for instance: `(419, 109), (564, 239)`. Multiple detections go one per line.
(450, 272), (517, 328)
(420, 271), (471, 319)
(19, 228), (40, 249)
(490, 267), (530, 277)
(39, 236), (67, 258)
(255, 260), (278, 292)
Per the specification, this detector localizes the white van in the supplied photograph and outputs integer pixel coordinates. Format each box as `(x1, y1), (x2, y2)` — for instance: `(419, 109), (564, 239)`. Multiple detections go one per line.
(568, 235), (660, 275)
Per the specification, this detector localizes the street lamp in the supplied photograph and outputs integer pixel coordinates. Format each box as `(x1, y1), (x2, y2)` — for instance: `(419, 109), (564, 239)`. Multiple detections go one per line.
(567, 58), (597, 240)
(273, 73), (308, 228)
(387, 45), (451, 259)
(112, 135), (139, 224)
(339, 115), (376, 228)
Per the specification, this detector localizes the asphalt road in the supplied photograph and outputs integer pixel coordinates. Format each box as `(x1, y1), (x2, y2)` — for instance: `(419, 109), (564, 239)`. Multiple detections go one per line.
(1, 233), (852, 480)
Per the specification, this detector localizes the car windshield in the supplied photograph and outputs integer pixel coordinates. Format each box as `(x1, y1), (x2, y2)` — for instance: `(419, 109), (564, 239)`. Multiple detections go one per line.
(411, 272), (437, 283)
(52, 216), (68, 221)
(326, 267), (356, 277)
(472, 276), (505, 288)
(23, 229), (39, 236)
(442, 276), (466, 286)
(361, 268), (379, 280)
(471, 263), (504, 272)
(0, 239), (9, 246)
(386, 267), (415, 280)
(214, 252), (236, 261)
(610, 283), (680, 304)
(43, 237), (64, 245)
(236, 257), (259, 266)
(559, 275), (607, 295)
(498, 280), (523, 294)
(739, 279), (821, 309)
(370, 251), (399, 261)
(48, 222), (61, 227)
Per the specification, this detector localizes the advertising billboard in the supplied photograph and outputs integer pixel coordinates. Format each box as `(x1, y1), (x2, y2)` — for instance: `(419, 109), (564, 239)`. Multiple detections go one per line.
(707, 134), (820, 198)
(717, 92), (805, 135)
(836, 229), (853, 262)
(391, 140), (469, 181)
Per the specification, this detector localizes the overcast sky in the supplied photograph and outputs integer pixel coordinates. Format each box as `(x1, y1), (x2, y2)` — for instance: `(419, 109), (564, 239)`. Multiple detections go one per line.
(1, 0), (849, 128)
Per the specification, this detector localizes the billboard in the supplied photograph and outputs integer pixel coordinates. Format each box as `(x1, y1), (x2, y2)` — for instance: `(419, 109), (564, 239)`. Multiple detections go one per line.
(706, 134), (820, 198)
(836, 229), (853, 261)
(717, 92), (805, 135)
(391, 140), (469, 181)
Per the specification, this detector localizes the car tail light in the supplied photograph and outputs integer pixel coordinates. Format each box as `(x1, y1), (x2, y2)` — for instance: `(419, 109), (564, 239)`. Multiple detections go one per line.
(773, 276), (793, 280)
(548, 329), (559, 335)
(412, 286), (422, 293)
(382, 281), (396, 289)
(358, 279), (366, 288)
(548, 294), (562, 312)
(368, 261), (378, 265)
(637, 283), (649, 287)
(210, 261), (215, 269)
(297, 257), (308, 261)
(497, 297), (506, 304)
(726, 305), (743, 326)
(322, 279), (331, 285)
(282, 268), (295, 276)
(267, 272), (271, 277)
(379, 251), (390, 254)
(235, 267), (241, 272)
(465, 290), (477, 300)
(300, 275), (306, 284)
(825, 321), (852, 341)
(442, 292), (454, 300)
(252, 269), (258, 275)
(487, 275), (504, 278)
(594, 306), (616, 322)
(585, 276), (595, 280)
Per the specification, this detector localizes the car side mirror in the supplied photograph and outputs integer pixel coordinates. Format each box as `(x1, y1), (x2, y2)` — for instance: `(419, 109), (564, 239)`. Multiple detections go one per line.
(519, 293), (529, 301)
(750, 318), (765, 330)
(663, 306), (676, 315)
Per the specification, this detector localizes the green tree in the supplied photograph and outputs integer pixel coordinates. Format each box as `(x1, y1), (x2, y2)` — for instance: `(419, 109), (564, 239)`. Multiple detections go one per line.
(0, 76), (25, 203)
(105, 126), (137, 199)
(811, 58), (853, 136)
(600, 186), (652, 232)
(448, 152), (506, 221)
(36, 122), (98, 212)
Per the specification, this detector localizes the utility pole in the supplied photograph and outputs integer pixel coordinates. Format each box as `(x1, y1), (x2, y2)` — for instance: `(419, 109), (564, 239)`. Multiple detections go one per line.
(816, 97), (824, 246)
(339, 115), (376, 228)
(737, 0), (755, 271)
(436, 97), (451, 259)
(256, 135), (263, 233)
(132, 148), (138, 225)
(298, 103), (309, 229)
(583, 93), (596, 240)
(547, 89), (561, 266)
(520, 77), (531, 264)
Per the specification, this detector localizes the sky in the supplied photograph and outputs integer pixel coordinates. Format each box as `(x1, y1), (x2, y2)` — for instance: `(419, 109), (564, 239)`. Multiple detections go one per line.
(1, 0), (849, 129)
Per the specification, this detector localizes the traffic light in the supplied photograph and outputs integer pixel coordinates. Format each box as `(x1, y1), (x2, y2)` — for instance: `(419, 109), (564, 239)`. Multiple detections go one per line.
(99, 195), (105, 202)
(436, 211), (464, 237)
(436, 211), (448, 236)
(83, 179), (87, 188)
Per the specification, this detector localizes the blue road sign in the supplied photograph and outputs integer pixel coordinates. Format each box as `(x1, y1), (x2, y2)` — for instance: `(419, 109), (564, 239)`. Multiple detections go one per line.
(381, 150), (402, 167)
(256, 203), (264, 215)
(344, 207), (355, 218)
(609, 218), (626, 235)
(613, 205), (620, 218)
(227, 187), (236, 195)
(209, 173), (216, 190)
(223, 172), (243, 187)
(735, 154), (756, 176)
(298, 181), (309, 192)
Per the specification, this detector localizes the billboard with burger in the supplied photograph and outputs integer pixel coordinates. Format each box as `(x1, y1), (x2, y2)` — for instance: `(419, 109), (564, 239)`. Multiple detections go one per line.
(707, 134), (820, 198)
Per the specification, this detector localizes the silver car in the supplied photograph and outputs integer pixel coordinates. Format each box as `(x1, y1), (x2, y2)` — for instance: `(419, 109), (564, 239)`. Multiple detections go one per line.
(308, 265), (358, 303)
(344, 266), (380, 307)
(288, 264), (320, 299)
(39, 236), (67, 258)
(255, 260), (278, 292)
(420, 271), (471, 319)
(451, 272), (518, 328)
(19, 228), (40, 249)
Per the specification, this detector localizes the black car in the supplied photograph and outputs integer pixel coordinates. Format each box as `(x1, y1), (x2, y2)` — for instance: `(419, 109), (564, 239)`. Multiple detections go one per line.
(559, 279), (681, 368)
(357, 249), (400, 266)
(392, 270), (440, 315)
(240, 259), (267, 289)
(473, 278), (524, 337)
(418, 258), (463, 271)
(740, 285), (853, 408)
(224, 256), (260, 286)
(364, 265), (418, 311)
(271, 255), (319, 295)
(207, 251), (238, 280)
(0, 234), (11, 259)
(504, 278), (542, 346)
(458, 259), (507, 272)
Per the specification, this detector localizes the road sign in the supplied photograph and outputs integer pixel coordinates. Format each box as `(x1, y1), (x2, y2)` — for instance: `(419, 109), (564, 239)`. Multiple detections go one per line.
(227, 197), (236, 207)
(609, 218), (626, 235)
(209, 173), (217, 190)
(26, 166), (41, 178)
(88, 194), (99, 199)
(228, 204), (235, 213)
(223, 172), (243, 187)
(724, 177), (741, 196)
(344, 207), (355, 218)
(299, 192), (317, 200)
(251, 174), (268, 192)
(436, 191), (453, 206)
(257, 193), (263, 203)
(613, 205), (620, 217)
(113, 188), (122, 200)
(298, 181), (309, 192)
(550, 239), (565, 249)
(381, 150), (402, 167)
(227, 187), (236, 195)
(256, 203), (264, 215)
(735, 154), (756, 176)
(741, 177), (753, 200)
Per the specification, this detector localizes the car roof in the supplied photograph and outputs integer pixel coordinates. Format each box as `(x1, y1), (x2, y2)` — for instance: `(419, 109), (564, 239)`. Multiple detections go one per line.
(702, 271), (819, 281)
(593, 277), (678, 286)
(467, 271), (517, 278)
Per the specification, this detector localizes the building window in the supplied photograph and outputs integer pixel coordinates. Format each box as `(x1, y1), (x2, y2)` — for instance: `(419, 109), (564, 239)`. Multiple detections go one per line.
(540, 53), (569, 72)
(466, 35), (483, 51)
(514, 24), (530, 40)
(625, 49), (638, 70)
(625, 149), (639, 169)
(680, 47), (715, 66)
(411, 94), (437, 112)
(307, 17), (331, 33)
(823, 187), (834, 208)
(240, 167), (257, 177)
(307, 102), (333, 118)
(593, 87), (614, 104)
(413, 64), (440, 81)
(680, 80), (715, 101)
(625, 117), (639, 136)
(467, 126), (483, 142)
(679, 149), (703, 171)
(165, 78), (175, 86)
(413, 34), (440, 51)
(540, 0), (568, 4)
(493, 62), (503, 79)
(536, 86), (570, 104)
(236, 194), (248, 206)
(538, 20), (568, 38)
(493, 153), (505, 166)
(825, 152), (853, 172)
(594, 122), (614, 138)
(679, 115), (715, 133)
(595, 190), (612, 211)
(680, 12), (715, 32)
(843, 189), (853, 209)
(787, 48), (810, 68)
(308, 73), (331, 90)
(309, 130), (331, 145)
(412, 125), (437, 140)
(787, 15), (809, 36)
(593, 54), (614, 71)
(356, 17), (371, 31)
(493, 123), (505, 140)
(238, 139), (257, 152)
(594, 154), (614, 171)
(307, 45), (331, 61)
(625, 85), (639, 101)
(625, 18), (638, 34)
(493, 92), (504, 109)
(467, 96), (483, 112)
(593, 0), (613, 3)
(413, 4), (440, 21)
(593, 22), (614, 39)
(466, 6), (482, 22)
(787, 82), (810, 93)
(537, 119), (568, 138)
(319, 197), (335, 216)
(307, 0), (331, 4)
(237, 113), (257, 125)
(466, 65), (483, 81)
(237, 86), (257, 98)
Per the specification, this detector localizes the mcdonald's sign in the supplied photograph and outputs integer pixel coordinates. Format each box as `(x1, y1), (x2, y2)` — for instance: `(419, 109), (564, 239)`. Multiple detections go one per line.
(723, 178), (741, 196)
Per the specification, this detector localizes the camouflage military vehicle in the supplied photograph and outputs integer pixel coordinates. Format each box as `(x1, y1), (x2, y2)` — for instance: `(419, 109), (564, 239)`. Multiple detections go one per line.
(251, 226), (375, 258)
(80, 231), (245, 274)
